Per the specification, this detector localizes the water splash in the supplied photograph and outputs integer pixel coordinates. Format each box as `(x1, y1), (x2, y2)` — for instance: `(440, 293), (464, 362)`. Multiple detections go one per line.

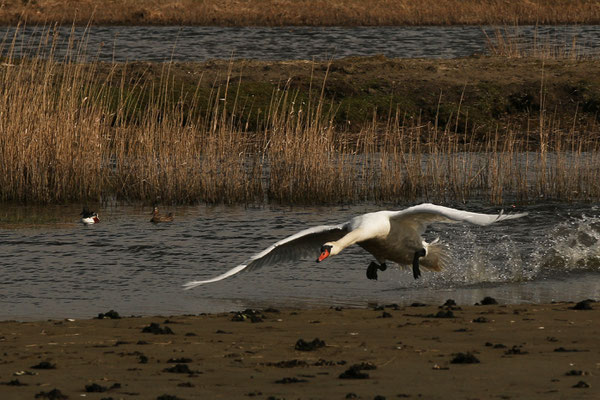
(426, 231), (528, 287)
(424, 214), (600, 287)
(531, 215), (600, 276)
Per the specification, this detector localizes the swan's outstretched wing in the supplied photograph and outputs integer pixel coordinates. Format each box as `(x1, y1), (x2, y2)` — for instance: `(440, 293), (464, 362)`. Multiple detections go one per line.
(389, 203), (527, 236)
(183, 224), (349, 290)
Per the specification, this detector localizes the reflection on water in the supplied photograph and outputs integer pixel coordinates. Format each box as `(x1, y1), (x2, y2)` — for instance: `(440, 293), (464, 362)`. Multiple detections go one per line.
(2, 25), (600, 62)
(0, 202), (599, 320)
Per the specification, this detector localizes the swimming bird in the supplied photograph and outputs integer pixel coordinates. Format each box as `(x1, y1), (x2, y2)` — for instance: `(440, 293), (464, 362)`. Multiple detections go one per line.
(182, 203), (527, 290)
(80, 208), (100, 225)
(150, 206), (174, 223)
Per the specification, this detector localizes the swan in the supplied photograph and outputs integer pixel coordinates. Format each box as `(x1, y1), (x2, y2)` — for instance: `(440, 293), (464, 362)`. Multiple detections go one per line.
(183, 203), (527, 290)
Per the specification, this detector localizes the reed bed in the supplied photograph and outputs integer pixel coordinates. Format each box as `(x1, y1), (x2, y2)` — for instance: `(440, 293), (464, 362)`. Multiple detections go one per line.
(1, 28), (600, 206)
(485, 26), (598, 60)
(2, 0), (600, 26)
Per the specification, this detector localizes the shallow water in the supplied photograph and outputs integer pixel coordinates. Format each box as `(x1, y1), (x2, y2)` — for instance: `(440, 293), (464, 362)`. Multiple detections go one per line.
(1, 202), (599, 321)
(3, 25), (600, 62)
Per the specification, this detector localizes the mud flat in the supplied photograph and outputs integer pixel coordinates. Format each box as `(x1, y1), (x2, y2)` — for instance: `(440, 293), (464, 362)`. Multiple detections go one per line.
(1, 300), (598, 399)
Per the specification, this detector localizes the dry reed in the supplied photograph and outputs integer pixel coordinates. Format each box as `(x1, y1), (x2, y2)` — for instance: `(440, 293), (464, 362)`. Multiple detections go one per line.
(485, 26), (597, 60)
(1, 0), (600, 26)
(1, 27), (600, 206)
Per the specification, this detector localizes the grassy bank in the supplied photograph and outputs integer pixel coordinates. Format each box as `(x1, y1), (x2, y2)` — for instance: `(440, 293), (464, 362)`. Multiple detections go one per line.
(1, 0), (600, 26)
(1, 30), (600, 205)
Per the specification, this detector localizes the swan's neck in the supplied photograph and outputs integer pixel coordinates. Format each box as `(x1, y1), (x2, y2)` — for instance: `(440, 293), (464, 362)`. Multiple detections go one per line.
(330, 228), (368, 256)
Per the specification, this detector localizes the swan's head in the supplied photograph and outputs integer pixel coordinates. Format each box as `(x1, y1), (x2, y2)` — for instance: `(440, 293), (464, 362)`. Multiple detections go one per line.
(316, 242), (340, 262)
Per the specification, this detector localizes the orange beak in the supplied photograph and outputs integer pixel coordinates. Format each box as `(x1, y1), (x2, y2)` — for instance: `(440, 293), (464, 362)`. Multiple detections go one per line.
(317, 248), (330, 262)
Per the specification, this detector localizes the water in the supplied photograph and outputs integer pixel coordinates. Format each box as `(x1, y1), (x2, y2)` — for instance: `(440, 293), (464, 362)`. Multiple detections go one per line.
(2, 25), (600, 62)
(1, 202), (599, 321)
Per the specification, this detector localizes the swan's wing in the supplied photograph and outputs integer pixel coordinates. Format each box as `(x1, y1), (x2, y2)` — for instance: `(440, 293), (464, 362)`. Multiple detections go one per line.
(388, 203), (527, 236)
(183, 223), (349, 290)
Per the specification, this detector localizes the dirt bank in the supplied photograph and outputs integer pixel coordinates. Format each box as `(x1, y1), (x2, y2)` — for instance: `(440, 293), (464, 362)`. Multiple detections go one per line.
(1, 301), (598, 399)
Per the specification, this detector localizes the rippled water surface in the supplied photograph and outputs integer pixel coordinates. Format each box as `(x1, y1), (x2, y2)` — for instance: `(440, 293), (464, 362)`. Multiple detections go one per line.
(1, 202), (599, 320)
(3, 25), (600, 61)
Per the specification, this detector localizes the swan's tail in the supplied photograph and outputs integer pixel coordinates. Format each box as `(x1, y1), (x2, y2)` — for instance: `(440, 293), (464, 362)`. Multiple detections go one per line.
(420, 240), (449, 272)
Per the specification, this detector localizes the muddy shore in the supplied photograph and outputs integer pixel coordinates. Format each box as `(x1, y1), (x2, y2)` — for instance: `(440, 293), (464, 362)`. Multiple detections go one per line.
(1, 300), (598, 399)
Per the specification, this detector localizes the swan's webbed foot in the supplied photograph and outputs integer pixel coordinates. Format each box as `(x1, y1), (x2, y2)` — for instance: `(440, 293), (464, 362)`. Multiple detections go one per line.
(412, 248), (426, 279)
(366, 261), (387, 280)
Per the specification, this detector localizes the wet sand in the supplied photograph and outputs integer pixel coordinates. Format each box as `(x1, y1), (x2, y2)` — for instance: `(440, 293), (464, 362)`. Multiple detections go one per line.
(1, 300), (598, 399)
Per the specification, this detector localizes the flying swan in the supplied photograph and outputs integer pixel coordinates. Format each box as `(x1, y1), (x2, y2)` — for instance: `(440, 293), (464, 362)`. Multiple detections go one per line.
(183, 203), (527, 290)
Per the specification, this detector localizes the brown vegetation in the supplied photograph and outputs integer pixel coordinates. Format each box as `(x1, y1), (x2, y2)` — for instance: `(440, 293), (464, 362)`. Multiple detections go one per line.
(485, 27), (592, 59)
(1, 0), (600, 26)
(1, 28), (600, 205)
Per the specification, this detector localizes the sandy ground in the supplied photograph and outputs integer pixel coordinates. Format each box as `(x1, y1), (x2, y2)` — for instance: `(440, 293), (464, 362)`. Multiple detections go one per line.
(1, 300), (599, 399)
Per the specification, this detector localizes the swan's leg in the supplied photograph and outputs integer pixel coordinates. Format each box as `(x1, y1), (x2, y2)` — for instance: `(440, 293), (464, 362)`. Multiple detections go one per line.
(366, 262), (378, 280)
(412, 249), (426, 279)
(366, 261), (387, 280)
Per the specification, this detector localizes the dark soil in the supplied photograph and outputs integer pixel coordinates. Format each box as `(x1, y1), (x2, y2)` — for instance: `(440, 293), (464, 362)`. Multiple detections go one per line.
(96, 310), (121, 319)
(571, 299), (595, 310)
(295, 338), (326, 351)
(163, 364), (196, 374)
(31, 361), (56, 369)
(451, 352), (480, 364)
(480, 296), (498, 305)
(339, 363), (376, 379)
(141, 323), (174, 335)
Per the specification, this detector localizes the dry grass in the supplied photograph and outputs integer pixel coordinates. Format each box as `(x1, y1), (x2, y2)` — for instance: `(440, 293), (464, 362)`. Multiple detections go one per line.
(1, 27), (600, 206)
(485, 26), (597, 60)
(1, 0), (600, 26)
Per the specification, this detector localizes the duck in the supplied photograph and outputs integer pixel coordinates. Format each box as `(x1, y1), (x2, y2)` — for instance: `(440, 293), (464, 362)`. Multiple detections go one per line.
(80, 208), (100, 225)
(182, 203), (527, 290)
(150, 206), (174, 223)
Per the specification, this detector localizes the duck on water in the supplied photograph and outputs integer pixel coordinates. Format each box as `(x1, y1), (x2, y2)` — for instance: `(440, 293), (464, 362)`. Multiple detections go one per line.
(183, 203), (527, 289)
(150, 206), (174, 223)
(80, 208), (100, 225)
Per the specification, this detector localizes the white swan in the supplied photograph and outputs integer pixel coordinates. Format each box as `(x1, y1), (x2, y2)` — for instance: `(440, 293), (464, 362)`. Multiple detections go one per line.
(183, 203), (527, 290)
